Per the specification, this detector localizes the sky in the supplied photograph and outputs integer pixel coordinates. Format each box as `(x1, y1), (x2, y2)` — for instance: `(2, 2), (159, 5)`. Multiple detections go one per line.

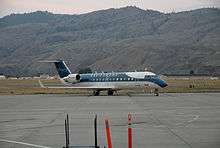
(0, 0), (220, 17)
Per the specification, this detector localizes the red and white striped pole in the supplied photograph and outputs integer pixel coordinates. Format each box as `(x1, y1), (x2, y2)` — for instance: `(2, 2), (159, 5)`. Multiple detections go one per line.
(128, 113), (132, 148)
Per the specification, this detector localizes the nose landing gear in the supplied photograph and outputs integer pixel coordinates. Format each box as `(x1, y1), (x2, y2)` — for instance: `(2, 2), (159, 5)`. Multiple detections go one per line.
(154, 88), (159, 96)
(92, 90), (115, 96)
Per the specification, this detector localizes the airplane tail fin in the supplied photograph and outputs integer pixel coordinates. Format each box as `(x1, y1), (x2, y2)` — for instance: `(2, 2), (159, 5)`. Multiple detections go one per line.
(39, 60), (71, 78)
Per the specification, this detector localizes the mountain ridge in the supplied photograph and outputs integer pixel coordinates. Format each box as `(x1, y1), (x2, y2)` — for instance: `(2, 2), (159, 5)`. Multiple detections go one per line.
(0, 6), (220, 76)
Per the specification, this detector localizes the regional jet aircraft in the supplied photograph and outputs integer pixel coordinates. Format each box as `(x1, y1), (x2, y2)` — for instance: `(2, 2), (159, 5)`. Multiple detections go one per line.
(40, 60), (167, 96)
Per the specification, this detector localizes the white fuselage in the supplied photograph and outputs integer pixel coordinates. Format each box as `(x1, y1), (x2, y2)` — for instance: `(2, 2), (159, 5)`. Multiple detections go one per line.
(60, 71), (167, 89)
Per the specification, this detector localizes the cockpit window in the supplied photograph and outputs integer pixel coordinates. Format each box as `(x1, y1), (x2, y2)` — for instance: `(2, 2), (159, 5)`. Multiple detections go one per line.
(146, 75), (158, 79)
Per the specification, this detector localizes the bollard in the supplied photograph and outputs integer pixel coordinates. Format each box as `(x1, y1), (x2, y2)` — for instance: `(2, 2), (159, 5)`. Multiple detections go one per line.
(128, 113), (132, 148)
(105, 118), (112, 148)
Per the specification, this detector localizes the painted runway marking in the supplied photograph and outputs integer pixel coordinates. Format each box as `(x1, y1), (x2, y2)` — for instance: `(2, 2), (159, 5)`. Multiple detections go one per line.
(187, 115), (199, 123)
(176, 115), (200, 126)
(0, 138), (51, 148)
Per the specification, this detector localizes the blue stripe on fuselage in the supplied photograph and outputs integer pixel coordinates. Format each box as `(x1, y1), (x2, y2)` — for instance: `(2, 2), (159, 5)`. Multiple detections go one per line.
(77, 72), (167, 88)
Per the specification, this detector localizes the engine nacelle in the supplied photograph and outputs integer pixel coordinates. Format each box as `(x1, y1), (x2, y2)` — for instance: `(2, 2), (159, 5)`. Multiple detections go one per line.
(63, 74), (80, 83)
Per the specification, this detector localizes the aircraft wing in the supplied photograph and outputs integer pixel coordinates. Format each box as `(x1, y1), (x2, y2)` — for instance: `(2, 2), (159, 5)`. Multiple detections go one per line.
(38, 80), (116, 90)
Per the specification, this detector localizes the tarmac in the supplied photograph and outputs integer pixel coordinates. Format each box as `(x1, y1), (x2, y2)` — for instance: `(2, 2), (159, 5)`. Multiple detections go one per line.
(0, 93), (220, 148)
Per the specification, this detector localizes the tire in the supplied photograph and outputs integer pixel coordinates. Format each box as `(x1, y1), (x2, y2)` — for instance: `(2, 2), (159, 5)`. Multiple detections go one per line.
(107, 90), (114, 96)
(93, 90), (100, 96)
(154, 88), (159, 96)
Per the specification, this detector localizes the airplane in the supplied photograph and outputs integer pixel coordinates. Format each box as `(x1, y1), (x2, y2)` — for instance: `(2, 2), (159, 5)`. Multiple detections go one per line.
(39, 60), (167, 96)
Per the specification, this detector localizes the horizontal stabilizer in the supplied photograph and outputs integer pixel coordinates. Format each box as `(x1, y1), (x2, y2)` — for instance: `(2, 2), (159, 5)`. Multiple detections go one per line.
(38, 80), (45, 88)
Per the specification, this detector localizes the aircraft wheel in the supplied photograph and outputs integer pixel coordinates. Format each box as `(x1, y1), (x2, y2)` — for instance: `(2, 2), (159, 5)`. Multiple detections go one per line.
(93, 90), (100, 96)
(107, 90), (114, 96)
(154, 88), (159, 96)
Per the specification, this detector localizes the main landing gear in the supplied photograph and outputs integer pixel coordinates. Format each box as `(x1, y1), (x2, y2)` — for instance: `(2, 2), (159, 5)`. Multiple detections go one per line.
(93, 90), (100, 96)
(92, 90), (114, 96)
(107, 90), (114, 96)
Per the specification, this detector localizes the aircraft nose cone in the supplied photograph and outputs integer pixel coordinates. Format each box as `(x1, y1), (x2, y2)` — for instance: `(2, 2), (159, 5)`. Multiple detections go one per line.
(158, 79), (168, 88)
(162, 83), (168, 87)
